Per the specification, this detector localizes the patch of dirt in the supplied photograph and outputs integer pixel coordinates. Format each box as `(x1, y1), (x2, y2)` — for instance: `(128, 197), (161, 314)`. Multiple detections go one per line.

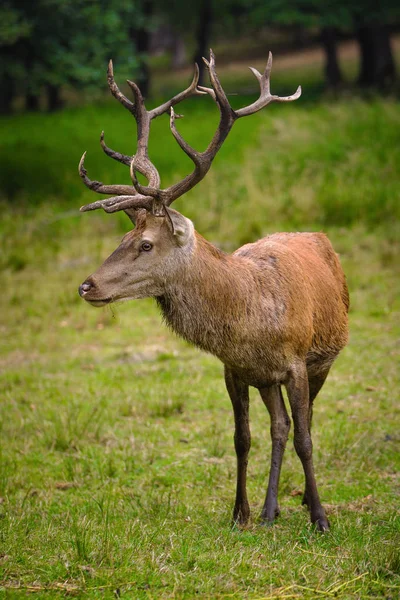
(174, 35), (400, 79)
(0, 349), (42, 370)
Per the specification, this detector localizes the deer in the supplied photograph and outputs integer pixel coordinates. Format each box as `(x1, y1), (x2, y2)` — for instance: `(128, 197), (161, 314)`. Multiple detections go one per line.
(78, 51), (349, 531)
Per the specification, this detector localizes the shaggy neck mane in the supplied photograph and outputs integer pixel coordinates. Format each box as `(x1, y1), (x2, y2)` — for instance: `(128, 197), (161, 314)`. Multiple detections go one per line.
(156, 233), (257, 356)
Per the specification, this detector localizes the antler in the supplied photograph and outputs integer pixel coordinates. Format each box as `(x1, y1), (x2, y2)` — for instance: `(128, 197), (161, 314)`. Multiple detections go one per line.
(79, 60), (206, 217)
(79, 52), (301, 217)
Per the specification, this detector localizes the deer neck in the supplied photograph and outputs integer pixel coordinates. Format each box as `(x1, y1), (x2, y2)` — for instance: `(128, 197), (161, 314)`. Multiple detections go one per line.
(156, 232), (256, 356)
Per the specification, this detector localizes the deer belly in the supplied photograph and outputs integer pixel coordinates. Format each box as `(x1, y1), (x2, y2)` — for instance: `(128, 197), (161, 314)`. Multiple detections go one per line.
(218, 344), (290, 388)
(226, 363), (289, 388)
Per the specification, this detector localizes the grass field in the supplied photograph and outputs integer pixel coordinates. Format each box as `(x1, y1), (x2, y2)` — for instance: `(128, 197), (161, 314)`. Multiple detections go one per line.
(0, 53), (399, 598)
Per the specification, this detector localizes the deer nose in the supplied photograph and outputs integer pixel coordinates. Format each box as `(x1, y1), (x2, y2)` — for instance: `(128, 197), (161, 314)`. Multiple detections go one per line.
(79, 281), (92, 297)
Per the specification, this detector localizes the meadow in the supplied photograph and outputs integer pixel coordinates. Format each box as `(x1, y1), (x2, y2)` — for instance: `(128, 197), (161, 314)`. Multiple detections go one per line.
(0, 52), (399, 598)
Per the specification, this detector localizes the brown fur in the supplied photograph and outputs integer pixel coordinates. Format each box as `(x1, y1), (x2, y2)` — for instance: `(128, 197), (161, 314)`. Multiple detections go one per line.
(78, 52), (345, 530)
(79, 211), (349, 530)
(158, 231), (348, 386)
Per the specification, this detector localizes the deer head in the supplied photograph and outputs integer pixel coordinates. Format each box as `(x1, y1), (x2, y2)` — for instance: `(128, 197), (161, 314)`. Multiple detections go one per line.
(79, 207), (194, 305)
(78, 51), (301, 306)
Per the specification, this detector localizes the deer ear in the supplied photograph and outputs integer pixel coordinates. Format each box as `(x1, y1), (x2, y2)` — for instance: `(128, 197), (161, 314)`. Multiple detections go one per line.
(165, 208), (194, 247)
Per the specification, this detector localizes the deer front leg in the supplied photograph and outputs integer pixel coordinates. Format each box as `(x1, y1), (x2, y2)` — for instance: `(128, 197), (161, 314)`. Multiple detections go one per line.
(285, 363), (330, 532)
(224, 367), (251, 525)
(259, 385), (291, 523)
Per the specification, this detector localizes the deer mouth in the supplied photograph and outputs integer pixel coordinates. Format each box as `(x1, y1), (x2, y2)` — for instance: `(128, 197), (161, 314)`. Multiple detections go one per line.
(87, 297), (113, 307)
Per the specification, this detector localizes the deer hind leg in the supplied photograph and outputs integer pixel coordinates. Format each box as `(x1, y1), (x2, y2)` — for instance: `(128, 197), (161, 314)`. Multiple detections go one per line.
(259, 384), (290, 523)
(302, 366), (331, 508)
(285, 362), (329, 532)
(224, 366), (251, 525)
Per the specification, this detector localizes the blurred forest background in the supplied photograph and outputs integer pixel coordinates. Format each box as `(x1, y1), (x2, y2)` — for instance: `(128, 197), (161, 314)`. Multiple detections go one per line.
(1, 0), (399, 218)
(1, 1), (400, 597)
(1, 0), (399, 114)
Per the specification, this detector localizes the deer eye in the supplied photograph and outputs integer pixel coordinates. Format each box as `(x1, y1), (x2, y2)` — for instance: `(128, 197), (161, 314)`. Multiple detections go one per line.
(140, 241), (153, 252)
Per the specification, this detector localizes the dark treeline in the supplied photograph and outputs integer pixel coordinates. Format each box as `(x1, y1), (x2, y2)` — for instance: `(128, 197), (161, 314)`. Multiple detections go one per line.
(0, 0), (399, 114)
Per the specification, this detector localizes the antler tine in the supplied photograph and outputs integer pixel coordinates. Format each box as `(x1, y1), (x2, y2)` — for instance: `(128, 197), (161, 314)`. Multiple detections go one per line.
(203, 50), (234, 117)
(130, 159), (162, 198)
(80, 194), (152, 214)
(79, 152), (138, 196)
(123, 74), (164, 198)
(107, 60), (135, 114)
(148, 63), (207, 120)
(197, 85), (216, 101)
(169, 107), (202, 164)
(235, 52), (302, 118)
(100, 131), (132, 166)
(163, 106), (211, 203)
(126, 78), (144, 108)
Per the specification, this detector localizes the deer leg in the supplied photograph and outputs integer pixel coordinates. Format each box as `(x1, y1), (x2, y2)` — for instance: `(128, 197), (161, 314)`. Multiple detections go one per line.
(285, 364), (329, 532)
(224, 367), (251, 525)
(302, 367), (331, 508)
(259, 385), (290, 523)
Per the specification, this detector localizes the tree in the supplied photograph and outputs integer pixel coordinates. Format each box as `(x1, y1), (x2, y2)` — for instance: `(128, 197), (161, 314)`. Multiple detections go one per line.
(351, 0), (398, 87)
(129, 0), (154, 97)
(192, 0), (213, 85)
(154, 0), (213, 84)
(155, 0), (242, 85)
(0, 4), (31, 113)
(246, 0), (399, 89)
(0, 0), (144, 113)
(247, 0), (347, 88)
(320, 26), (343, 88)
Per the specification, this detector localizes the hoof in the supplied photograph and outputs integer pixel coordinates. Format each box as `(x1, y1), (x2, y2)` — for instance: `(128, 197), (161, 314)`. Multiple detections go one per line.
(260, 504), (280, 523)
(259, 518), (274, 527)
(313, 516), (330, 532)
(232, 505), (250, 526)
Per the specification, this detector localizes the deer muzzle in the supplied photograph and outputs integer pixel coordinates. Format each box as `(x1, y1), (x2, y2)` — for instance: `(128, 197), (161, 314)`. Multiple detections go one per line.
(78, 279), (112, 307)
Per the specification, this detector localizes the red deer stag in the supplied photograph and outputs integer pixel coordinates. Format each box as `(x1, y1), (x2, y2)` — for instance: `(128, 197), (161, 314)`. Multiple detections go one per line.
(78, 52), (349, 531)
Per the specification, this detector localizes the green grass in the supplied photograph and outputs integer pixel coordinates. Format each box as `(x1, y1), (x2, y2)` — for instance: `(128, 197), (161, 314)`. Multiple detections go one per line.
(0, 57), (399, 598)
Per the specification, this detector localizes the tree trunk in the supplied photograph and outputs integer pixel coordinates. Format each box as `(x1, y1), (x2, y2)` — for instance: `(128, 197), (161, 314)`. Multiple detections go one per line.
(129, 0), (152, 98)
(172, 34), (186, 69)
(0, 70), (15, 114)
(23, 46), (41, 111)
(320, 27), (342, 88)
(356, 25), (396, 87)
(374, 26), (396, 87)
(26, 93), (40, 111)
(292, 25), (308, 49)
(193, 0), (213, 86)
(47, 84), (63, 112)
